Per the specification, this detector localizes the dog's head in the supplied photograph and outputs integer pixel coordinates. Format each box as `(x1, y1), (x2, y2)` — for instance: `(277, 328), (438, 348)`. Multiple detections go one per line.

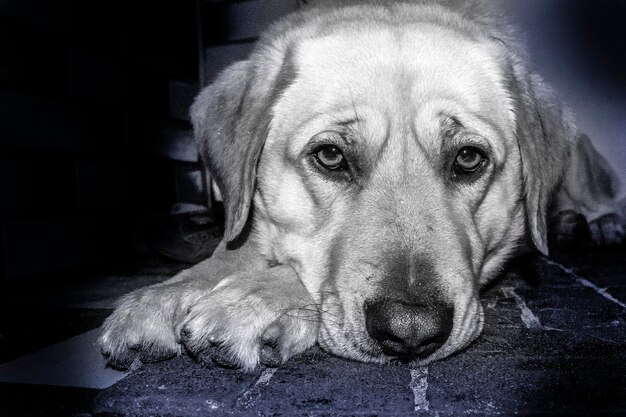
(191, 4), (573, 364)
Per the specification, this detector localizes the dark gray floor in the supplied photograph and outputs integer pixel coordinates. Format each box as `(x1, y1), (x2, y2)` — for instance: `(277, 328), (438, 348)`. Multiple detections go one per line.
(92, 248), (626, 417)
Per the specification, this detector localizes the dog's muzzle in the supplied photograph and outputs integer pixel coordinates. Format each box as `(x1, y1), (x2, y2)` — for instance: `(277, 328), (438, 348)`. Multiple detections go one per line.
(364, 298), (454, 362)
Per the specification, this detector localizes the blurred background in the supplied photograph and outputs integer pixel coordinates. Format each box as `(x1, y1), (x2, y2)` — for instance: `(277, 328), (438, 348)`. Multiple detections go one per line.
(506, 0), (626, 186)
(0, 0), (624, 283)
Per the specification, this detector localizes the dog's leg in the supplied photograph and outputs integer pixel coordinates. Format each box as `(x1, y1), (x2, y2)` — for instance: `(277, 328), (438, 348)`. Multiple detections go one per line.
(550, 134), (624, 250)
(99, 240), (317, 371)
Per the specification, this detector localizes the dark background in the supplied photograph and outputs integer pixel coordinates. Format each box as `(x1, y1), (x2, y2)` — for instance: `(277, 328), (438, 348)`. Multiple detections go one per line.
(0, 0), (624, 283)
(0, 0), (299, 283)
(506, 0), (626, 184)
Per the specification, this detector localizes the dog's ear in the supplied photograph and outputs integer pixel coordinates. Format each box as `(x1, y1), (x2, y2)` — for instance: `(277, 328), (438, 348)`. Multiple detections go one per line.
(509, 69), (574, 256)
(190, 56), (293, 243)
(561, 133), (621, 208)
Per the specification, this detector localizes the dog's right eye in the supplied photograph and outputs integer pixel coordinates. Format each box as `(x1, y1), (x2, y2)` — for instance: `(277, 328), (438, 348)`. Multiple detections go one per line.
(314, 145), (347, 170)
(452, 146), (487, 176)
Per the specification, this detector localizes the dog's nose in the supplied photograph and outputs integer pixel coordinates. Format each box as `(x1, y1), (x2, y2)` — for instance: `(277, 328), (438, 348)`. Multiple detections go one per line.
(364, 298), (453, 361)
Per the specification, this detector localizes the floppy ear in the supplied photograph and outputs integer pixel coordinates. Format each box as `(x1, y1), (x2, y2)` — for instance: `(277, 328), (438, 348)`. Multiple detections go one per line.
(509, 69), (574, 256)
(190, 61), (264, 243)
(190, 56), (293, 243)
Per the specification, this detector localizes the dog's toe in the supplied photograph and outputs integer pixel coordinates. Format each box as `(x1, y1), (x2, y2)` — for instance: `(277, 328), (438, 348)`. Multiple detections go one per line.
(100, 346), (137, 371)
(137, 344), (180, 364)
(182, 333), (241, 369)
(548, 210), (591, 253)
(590, 213), (625, 246)
(179, 323), (210, 354)
(108, 355), (138, 371)
(548, 210), (626, 255)
(98, 292), (182, 370)
(210, 346), (241, 369)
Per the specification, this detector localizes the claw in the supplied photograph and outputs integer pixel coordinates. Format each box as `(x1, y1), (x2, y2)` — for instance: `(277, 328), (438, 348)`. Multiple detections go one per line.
(259, 344), (282, 367)
(139, 346), (179, 364)
(107, 352), (136, 371)
(211, 347), (240, 369)
(180, 326), (194, 342)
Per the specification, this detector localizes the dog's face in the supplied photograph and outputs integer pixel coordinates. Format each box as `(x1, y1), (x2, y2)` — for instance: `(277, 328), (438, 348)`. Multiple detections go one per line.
(253, 24), (526, 363)
(192, 5), (571, 365)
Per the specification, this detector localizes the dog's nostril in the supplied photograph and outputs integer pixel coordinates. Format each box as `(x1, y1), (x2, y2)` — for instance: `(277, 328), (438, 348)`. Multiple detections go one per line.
(364, 298), (453, 360)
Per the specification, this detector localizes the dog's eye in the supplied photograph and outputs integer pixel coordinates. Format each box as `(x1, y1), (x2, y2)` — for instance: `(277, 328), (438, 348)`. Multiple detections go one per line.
(454, 146), (485, 174)
(315, 145), (346, 170)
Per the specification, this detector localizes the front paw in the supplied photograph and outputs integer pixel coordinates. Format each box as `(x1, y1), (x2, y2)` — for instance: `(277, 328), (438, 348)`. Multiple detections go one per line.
(98, 288), (181, 370)
(180, 272), (319, 371)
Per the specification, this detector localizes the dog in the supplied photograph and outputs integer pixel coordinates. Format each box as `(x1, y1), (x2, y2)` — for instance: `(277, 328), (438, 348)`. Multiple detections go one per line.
(99, 0), (624, 371)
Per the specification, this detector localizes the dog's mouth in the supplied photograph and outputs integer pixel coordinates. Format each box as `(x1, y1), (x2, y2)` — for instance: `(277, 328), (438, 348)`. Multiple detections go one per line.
(377, 337), (446, 364)
(317, 287), (484, 365)
(362, 297), (455, 362)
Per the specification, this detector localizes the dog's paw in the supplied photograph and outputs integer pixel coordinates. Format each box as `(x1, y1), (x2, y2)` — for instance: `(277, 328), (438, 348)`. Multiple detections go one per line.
(98, 288), (182, 370)
(179, 272), (318, 371)
(548, 210), (592, 252)
(589, 212), (625, 246)
(548, 210), (625, 254)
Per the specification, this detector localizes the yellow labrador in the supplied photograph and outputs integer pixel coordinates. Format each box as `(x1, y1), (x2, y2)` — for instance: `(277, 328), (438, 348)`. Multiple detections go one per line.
(99, 0), (624, 370)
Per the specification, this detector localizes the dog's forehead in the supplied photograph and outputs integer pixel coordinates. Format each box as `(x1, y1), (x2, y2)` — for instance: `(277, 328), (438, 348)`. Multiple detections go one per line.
(271, 24), (514, 148)
(305, 26), (504, 104)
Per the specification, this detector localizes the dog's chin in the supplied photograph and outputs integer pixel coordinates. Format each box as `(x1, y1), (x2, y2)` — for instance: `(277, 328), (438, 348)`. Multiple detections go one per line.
(317, 297), (485, 365)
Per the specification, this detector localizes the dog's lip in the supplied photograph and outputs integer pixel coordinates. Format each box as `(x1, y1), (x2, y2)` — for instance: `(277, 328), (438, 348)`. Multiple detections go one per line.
(380, 340), (442, 362)
(319, 296), (390, 361)
(318, 320), (381, 361)
(425, 294), (484, 362)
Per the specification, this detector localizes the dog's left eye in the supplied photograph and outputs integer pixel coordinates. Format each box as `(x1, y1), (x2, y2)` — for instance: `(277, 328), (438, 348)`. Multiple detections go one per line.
(315, 145), (347, 170)
(454, 146), (486, 174)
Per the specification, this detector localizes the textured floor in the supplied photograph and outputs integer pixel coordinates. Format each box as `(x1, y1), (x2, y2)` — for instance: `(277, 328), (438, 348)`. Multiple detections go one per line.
(1, 247), (625, 416)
